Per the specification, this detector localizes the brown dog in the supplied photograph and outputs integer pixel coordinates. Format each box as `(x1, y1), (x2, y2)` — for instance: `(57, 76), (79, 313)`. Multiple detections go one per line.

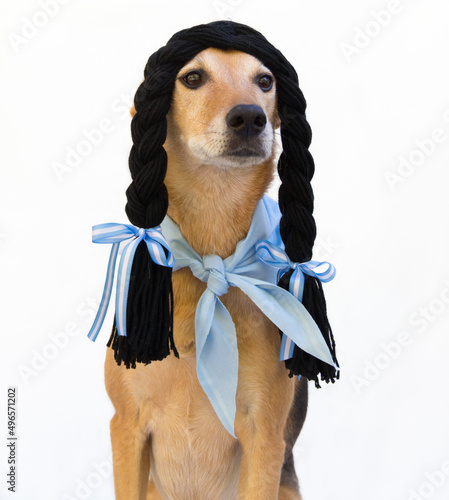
(105, 48), (308, 500)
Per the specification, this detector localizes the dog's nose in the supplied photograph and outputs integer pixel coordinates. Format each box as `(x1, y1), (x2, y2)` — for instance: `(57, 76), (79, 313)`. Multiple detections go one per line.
(226, 105), (267, 137)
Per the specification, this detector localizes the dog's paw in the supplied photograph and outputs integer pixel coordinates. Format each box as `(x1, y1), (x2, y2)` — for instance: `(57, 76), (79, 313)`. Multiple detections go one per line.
(278, 484), (303, 500)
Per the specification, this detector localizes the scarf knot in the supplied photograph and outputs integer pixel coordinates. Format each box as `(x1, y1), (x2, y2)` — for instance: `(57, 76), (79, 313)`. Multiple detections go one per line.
(203, 255), (229, 296)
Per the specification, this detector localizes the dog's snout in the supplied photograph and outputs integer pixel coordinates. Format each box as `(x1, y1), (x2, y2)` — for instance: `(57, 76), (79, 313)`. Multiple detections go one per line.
(226, 105), (267, 137)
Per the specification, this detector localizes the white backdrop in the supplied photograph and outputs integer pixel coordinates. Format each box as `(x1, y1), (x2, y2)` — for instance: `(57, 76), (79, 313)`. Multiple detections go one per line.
(1, 1), (449, 499)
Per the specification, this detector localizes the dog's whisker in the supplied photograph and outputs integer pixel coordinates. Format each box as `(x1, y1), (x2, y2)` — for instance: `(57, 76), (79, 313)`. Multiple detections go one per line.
(195, 136), (222, 159)
(167, 131), (228, 149)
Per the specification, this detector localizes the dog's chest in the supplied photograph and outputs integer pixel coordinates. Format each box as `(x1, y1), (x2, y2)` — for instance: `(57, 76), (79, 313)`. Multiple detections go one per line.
(138, 266), (284, 498)
(146, 352), (241, 499)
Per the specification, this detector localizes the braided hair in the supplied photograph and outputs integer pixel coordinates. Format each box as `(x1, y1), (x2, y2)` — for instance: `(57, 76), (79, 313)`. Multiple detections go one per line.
(108, 20), (339, 386)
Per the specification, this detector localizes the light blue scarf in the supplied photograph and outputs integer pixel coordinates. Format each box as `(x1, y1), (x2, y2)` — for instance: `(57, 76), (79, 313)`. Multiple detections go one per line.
(88, 195), (337, 437)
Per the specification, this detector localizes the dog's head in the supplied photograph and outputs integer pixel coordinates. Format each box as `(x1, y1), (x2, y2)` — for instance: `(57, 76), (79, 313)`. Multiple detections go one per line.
(131, 48), (280, 169)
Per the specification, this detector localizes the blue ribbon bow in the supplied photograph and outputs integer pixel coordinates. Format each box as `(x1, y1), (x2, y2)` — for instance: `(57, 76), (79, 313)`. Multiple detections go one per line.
(87, 223), (175, 342)
(255, 240), (336, 361)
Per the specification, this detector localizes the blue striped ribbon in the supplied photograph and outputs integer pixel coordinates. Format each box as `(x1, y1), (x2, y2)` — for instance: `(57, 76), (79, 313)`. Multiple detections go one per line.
(255, 240), (336, 361)
(87, 223), (175, 342)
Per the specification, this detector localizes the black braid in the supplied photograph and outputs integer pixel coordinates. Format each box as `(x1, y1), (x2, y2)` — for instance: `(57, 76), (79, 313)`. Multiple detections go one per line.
(107, 54), (180, 367)
(108, 20), (338, 384)
(277, 83), (339, 386)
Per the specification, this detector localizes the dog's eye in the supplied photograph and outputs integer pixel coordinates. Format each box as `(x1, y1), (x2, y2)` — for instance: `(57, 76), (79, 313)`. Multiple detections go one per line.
(258, 74), (273, 91)
(182, 71), (203, 88)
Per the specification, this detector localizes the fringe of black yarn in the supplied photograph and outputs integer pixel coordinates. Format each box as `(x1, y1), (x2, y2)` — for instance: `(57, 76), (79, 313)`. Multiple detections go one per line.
(107, 241), (178, 368)
(278, 270), (339, 386)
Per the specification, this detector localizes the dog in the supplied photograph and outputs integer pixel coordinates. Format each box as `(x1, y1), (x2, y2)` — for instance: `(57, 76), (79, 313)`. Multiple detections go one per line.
(105, 47), (308, 500)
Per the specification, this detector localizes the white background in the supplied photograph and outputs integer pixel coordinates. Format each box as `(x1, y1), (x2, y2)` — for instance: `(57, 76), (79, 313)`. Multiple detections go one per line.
(1, 0), (449, 499)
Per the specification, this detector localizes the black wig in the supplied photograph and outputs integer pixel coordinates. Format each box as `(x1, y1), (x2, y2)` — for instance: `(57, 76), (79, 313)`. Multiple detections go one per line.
(108, 20), (339, 386)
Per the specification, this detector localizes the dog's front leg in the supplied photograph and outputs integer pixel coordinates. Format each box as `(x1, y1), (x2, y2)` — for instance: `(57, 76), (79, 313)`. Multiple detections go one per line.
(235, 374), (295, 500)
(237, 424), (286, 500)
(110, 413), (150, 500)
